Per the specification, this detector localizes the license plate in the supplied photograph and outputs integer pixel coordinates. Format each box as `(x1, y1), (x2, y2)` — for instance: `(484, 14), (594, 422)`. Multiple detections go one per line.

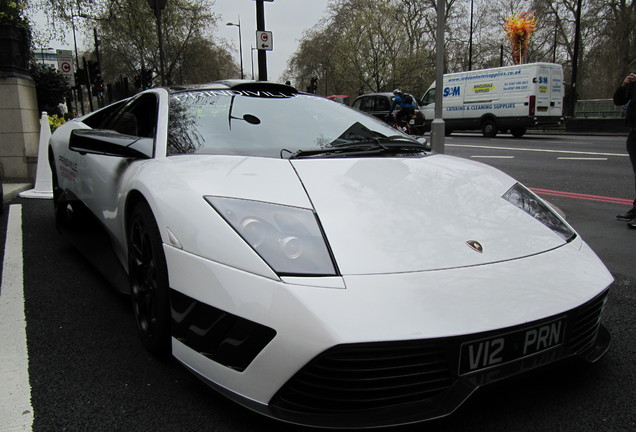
(459, 318), (566, 375)
(537, 106), (548, 112)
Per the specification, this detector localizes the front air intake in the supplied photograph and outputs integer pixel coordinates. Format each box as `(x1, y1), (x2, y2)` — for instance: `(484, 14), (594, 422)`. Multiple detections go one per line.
(270, 339), (452, 415)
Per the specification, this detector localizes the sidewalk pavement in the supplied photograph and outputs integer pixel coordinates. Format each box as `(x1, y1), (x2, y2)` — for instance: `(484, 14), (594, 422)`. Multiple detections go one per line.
(3, 183), (32, 204)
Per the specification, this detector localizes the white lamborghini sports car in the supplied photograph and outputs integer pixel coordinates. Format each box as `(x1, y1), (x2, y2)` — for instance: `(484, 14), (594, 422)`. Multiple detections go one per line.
(49, 81), (612, 428)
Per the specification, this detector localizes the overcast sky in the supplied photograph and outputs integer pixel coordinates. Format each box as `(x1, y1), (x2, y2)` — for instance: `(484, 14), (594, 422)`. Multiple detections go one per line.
(214, 0), (331, 81)
(33, 0), (331, 84)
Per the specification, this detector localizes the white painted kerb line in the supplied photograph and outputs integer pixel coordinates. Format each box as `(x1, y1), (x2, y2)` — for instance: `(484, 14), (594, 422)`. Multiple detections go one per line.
(0, 205), (33, 431)
(446, 143), (629, 158)
(470, 155), (515, 159)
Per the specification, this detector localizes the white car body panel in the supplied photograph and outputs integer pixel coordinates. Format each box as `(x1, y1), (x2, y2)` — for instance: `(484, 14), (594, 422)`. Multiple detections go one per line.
(292, 155), (566, 274)
(166, 237), (611, 405)
(130, 156), (315, 279)
(54, 146), (571, 277)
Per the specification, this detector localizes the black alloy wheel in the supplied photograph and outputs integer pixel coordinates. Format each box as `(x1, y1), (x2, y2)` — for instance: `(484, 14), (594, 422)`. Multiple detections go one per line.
(128, 201), (171, 356)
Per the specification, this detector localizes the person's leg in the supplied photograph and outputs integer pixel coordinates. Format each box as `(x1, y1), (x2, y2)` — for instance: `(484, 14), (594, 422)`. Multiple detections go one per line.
(622, 129), (636, 226)
(628, 130), (636, 200)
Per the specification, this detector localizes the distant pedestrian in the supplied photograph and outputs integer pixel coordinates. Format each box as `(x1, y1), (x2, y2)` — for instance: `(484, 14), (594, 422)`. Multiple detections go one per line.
(613, 70), (636, 228)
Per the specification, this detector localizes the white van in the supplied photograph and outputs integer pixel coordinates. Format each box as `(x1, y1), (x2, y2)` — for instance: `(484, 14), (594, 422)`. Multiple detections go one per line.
(419, 62), (564, 137)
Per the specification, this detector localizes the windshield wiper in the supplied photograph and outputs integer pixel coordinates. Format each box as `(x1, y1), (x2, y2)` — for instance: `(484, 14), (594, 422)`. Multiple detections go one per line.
(290, 142), (386, 159)
(372, 136), (427, 148)
(338, 136), (428, 151)
(289, 139), (427, 159)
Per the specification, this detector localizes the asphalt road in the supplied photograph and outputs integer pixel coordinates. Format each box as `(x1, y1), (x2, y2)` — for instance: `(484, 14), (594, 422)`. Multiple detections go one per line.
(1, 132), (635, 431)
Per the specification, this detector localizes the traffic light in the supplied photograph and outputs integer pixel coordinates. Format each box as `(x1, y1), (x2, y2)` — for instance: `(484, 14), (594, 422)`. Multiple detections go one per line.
(88, 61), (100, 82)
(96, 74), (104, 95)
(311, 77), (318, 94)
(134, 75), (141, 88)
(143, 69), (153, 89)
(75, 68), (87, 85)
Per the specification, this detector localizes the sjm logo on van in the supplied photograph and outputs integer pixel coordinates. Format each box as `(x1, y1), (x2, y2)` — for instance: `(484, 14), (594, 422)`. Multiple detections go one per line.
(443, 86), (461, 97)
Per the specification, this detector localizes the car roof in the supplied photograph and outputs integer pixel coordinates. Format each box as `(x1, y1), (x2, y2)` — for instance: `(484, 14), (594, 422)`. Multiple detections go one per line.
(355, 92), (393, 98)
(354, 92), (418, 101)
(166, 80), (298, 95)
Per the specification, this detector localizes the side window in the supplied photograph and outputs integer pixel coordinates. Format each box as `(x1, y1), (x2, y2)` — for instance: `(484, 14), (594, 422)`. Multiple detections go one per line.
(108, 94), (158, 138)
(359, 97), (373, 111)
(376, 97), (390, 111)
(352, 99), (362, 110)
(83, 100), (128, 129)
(422, 88), (436, 105)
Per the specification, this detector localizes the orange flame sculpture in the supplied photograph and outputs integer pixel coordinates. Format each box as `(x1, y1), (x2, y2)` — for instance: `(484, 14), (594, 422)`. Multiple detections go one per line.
(504, 11), (537, 64)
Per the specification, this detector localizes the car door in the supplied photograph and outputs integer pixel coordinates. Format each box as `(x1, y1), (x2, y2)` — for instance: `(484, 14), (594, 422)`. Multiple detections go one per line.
(77, 92), (159, 237)
(374, 96), (391, 119)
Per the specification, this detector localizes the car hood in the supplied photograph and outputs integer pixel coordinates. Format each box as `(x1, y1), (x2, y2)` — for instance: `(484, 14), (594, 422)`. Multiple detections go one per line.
(151, 154), (569, 276)
(290, 154), (568, 275)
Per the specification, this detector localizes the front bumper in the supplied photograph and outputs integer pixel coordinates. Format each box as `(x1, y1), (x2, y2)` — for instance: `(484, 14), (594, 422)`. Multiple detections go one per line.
(164, 239), (612, 429)
(268, 289), (609, 428)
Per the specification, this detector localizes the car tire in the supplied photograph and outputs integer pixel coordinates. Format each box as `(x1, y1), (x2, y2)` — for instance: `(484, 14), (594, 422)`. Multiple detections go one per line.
(481, 119), (498, 138)
(128, 200), (171, 356)
(511, 127), (527, 138)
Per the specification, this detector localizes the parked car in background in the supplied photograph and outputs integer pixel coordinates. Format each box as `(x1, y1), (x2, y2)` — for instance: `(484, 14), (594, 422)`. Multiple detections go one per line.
(326, 94), (350, 105)
(352, 92), (425, 135)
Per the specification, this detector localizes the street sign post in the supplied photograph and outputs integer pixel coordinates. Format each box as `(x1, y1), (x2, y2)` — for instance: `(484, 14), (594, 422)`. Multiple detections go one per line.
(57, 49), (75, 87)
(256, 31), (273, 51)
(253, 0), (272, 80)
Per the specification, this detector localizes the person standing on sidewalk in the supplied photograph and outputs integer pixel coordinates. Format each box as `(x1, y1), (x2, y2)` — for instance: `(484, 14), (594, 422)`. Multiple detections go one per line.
(613, 70), (636, 228)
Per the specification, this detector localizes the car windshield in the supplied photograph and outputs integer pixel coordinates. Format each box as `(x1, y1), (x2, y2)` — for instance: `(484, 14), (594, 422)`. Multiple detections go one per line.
(167, 89), (418, 158)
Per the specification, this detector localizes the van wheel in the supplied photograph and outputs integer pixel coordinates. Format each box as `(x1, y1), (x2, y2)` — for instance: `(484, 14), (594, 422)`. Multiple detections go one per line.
(511, 127), (526, 138)
(481, 119), (497, 137)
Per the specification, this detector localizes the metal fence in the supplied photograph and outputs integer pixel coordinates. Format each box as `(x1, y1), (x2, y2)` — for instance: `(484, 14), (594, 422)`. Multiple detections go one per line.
(575, 99), (627, 119)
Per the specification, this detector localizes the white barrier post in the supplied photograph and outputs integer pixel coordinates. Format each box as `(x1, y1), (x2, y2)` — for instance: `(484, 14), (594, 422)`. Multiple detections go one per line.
(19, 111), (54, 199)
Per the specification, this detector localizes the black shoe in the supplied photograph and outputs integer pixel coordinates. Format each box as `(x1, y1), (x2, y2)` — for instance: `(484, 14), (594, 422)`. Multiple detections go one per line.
(617, 207), (636, 221)
(629, 218), (636, 229)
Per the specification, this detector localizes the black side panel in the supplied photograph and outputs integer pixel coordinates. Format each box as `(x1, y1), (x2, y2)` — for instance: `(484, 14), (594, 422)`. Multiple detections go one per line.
(170, 289), (276, 372)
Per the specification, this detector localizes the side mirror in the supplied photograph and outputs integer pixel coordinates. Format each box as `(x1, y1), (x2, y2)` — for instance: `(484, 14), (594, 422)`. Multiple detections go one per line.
(69, 129), (154, 159)
(416, 136), (431, 151)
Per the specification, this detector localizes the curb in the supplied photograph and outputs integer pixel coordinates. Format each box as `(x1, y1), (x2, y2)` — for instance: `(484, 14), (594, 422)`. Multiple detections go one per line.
(3, 184), (32, 204)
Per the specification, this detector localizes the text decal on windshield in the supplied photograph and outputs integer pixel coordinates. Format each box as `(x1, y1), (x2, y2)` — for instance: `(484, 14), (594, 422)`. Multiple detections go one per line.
(173, 89), (297, 104)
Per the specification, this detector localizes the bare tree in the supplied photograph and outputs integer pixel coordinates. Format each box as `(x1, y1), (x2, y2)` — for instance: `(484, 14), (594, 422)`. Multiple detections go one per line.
(31, 0), (238, 86)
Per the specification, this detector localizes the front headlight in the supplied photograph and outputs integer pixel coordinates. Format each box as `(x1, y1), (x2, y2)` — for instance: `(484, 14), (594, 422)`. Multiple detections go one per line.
(205, 196), (337, 276)
(502, 183), (576, 242)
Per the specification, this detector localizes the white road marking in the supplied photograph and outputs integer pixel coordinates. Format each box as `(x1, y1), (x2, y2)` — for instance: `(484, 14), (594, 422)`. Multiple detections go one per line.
(446, 143), (628, 158)
(557, 157), (608, 161)
(470, 155), (515, 159)
(0, 205), (33, 432)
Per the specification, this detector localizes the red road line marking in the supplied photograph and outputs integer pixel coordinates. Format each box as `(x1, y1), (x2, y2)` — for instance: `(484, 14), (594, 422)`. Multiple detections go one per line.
(530, 188), (633, 205)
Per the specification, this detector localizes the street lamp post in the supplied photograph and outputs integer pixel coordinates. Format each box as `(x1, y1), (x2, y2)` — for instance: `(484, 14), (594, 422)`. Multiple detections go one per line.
(431, 0), (446, 154)
(251, 46), (257, 80)
(468, 0), (473, 71)
(147, 0), (167, 86)
(227, 18), (244, 79)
